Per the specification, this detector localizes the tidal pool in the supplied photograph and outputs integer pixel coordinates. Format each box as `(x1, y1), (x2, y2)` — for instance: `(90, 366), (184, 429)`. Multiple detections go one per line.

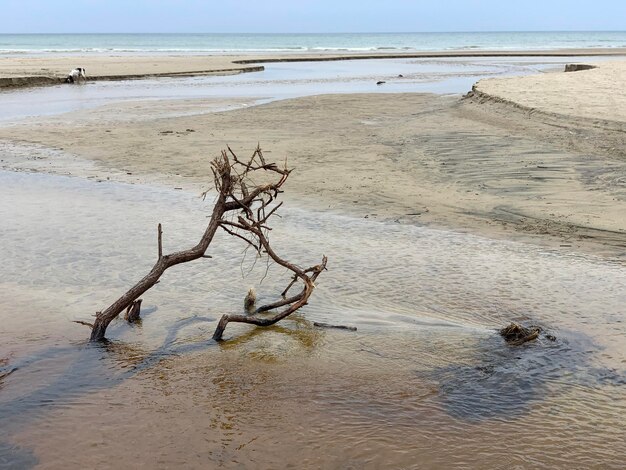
(0, 169), (624, 469)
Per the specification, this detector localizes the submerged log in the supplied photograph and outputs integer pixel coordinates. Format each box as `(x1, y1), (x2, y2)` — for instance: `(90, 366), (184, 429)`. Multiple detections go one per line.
(244, 288), (256, 313)
(313, 322), (357, 331)
(0, 357), (17, 382)
(0, 367), (17, 381)
(499, 323), (541, 346)
(212, 256), (327, 341)
(564, 63), (596, 72)
(124, 299), (142, 323)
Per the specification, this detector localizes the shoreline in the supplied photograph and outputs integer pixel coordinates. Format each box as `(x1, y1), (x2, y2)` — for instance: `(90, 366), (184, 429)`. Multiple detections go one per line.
(231, 47), (626, 63)
(1, 47), (626, 89)
(466, 87), (626, 131)
(0, 67), (265, 88)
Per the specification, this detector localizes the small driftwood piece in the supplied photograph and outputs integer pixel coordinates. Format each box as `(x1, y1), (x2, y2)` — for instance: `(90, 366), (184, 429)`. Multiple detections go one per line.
(244, 288), (256, 313)
(0, 358), (17, 381)
(0, 367), (17, 381)
(124, 299), (142, 323)
(313, 322), (357, 331)
(212, 246), (327, 340)
(499, 323), (541, 346)
(87, 146), (326, 342)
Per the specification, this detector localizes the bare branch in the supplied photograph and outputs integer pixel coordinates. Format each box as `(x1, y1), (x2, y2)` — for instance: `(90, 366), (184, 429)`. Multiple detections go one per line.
(313, 322), (357, 332)
(212, 256), (327, 340)
(256, 292), (303, 313)
(220, 224), (261, 254)
(87, 146), (327, 343)
(157, 223), (163, 260)
(281, 274), (300, 298)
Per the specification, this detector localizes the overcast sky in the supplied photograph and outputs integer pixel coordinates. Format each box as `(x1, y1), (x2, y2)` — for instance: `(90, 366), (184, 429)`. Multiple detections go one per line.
(1, 0), (625, 33)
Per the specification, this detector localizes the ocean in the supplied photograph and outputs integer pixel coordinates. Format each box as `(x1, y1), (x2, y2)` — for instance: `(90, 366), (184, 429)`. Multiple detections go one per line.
(0, 31), (625, 55)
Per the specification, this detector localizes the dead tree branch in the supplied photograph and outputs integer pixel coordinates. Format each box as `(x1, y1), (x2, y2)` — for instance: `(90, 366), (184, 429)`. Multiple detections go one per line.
(88, 145), (326, 342)
(157, 223), (163, 259)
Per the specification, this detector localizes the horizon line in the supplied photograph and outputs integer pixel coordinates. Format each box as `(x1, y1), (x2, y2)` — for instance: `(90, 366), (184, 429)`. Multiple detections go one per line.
(1, 30), (625, 35)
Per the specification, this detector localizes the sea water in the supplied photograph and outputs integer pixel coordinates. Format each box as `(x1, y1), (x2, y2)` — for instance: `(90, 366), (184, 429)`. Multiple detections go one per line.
(0, 31), (625, 55)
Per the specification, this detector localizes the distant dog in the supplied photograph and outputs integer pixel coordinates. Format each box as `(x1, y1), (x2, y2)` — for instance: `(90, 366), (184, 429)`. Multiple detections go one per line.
(65, 67), (86, 83)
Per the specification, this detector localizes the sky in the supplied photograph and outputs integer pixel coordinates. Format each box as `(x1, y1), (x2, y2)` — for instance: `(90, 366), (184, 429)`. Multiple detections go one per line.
(0, 0), (625, 33)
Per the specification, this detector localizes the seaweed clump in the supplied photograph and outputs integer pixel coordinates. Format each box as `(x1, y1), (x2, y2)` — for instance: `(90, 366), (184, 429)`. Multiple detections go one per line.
(499, 323), (542, 346)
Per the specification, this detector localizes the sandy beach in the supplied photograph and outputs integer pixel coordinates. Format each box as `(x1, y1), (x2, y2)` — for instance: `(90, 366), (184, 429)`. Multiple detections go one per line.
(472, 59), (626, 122)
(1, 56), (625, 255)
(0, 55), (263, 87)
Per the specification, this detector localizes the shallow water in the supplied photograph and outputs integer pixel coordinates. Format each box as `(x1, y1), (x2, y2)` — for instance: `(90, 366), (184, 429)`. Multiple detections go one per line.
(0, 56), (606, 123)
(0, 168), (624, 468)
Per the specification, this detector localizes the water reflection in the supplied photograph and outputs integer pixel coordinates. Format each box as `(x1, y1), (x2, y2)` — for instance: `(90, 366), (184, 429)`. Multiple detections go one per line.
(429, 333), (567, 421)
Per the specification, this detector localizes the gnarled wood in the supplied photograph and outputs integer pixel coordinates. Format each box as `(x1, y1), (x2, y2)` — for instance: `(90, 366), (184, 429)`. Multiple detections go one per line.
(313, 322), (357, 331)
(88, 146), (326, 342)
(213, 256), (327, 341)
(124, 299), (143, 323)
(499, 323), (541, 346)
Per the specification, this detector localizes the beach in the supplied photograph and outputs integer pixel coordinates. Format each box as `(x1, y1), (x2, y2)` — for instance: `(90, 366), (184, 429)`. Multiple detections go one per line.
(1, 47), (625, 469)
(1, 54), (625, 254)
(0, 55), (263, 87)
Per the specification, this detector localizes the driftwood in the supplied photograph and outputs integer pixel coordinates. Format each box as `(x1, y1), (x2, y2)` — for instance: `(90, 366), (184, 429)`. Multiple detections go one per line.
(0, 367), (17, 381)
(313, 322), (357, 331)
(124, 299), (142, 323)
(499, 323), (541, 346)
(564, 63), (596, 72)
(0, 358), (16, 381)
(87, 146), (326, 342)
(244, 288), (256, 313)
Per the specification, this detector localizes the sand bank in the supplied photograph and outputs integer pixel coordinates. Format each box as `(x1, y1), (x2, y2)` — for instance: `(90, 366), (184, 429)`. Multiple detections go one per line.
(232, 47), (626, 63)
(2, 47), (626, 88)
(471, 60), (626, 123)
(0, 55), (263, 88)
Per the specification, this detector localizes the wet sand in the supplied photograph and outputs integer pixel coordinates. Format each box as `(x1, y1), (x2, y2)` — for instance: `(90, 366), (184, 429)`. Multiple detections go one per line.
(1, 170), (624, 469)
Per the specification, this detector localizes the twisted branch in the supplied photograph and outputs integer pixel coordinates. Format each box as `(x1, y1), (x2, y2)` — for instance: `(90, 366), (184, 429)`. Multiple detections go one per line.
(87, 145), (326, 343)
